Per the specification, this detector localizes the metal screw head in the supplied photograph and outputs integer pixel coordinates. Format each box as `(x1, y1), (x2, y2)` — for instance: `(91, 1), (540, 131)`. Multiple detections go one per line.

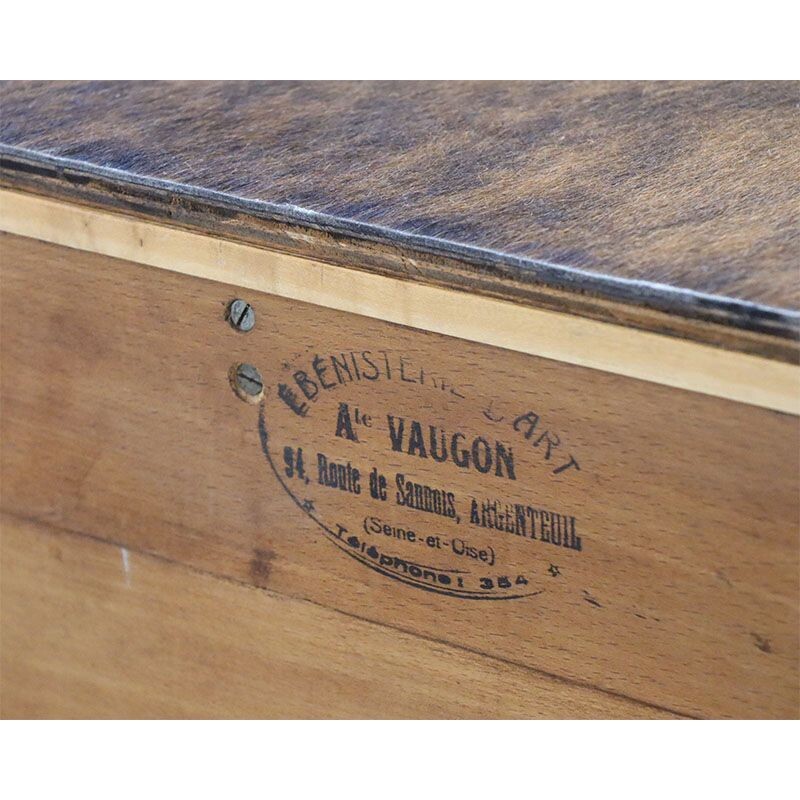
(231, 363), (264, 402)
(227, 299), (255, 332)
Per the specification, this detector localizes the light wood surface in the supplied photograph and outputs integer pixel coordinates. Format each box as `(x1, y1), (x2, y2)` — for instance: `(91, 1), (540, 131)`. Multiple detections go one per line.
(0, 513), (678, 719)
(2, 232), (797, 718)
(2, 191), (797, 414)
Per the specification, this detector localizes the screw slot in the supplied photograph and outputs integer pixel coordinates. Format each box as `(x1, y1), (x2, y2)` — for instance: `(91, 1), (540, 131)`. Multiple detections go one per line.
(230, 362), (264, 403)
(227, 299), (255, 332)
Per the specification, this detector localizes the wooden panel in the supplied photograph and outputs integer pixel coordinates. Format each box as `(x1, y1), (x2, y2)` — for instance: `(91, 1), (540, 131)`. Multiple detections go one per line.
(3, 192), (796, 413)
(1, 233), (798, 718)
(1, 81), (798, 310)
(2, 513), (673, 718)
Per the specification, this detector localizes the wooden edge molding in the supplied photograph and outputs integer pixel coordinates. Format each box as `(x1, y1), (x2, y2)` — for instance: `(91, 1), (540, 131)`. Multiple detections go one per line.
(2, 188), (799, 415)
(3, 145), (799, 361)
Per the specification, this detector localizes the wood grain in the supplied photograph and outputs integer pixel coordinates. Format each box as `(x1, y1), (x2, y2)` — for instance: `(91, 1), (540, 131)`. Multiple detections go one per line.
(3, 192), (796, 413)
(2, 81), (799, 353)
(1, 233), (797, 718)
(2, 513), (677, 719)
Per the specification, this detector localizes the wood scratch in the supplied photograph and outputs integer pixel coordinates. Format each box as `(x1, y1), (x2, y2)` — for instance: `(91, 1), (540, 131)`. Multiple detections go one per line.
(120, 547), (131, 588)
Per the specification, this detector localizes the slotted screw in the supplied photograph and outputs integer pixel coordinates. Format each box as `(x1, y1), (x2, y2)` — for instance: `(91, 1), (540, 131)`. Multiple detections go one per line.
(227, 299), (256, 332)
(233, 363), (263, 398)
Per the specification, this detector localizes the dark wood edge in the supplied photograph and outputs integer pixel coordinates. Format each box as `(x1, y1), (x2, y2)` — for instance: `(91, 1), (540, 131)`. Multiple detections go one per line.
(2, 145), (798, 363)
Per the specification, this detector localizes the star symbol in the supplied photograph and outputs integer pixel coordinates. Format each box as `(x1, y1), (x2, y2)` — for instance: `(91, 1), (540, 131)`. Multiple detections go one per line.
(548, 564), (561, 578)
(301, 499), (315, 514)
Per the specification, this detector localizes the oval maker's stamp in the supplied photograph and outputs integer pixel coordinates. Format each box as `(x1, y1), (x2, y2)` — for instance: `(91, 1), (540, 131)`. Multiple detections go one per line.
(257, 347), (584, 600)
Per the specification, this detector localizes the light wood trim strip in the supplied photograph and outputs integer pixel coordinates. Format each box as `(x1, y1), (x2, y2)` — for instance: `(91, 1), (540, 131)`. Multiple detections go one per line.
(2, 188), (798, 414)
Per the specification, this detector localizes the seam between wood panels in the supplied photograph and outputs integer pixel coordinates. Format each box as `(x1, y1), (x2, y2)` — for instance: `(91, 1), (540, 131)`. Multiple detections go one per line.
(0, 508), (695, 719)
(1, 189), (798, 415)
